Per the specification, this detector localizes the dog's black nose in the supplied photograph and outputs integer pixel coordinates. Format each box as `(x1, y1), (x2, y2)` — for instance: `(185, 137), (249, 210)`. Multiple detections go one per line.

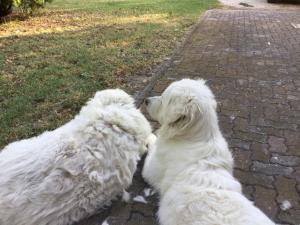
(145, 98), (149, 106)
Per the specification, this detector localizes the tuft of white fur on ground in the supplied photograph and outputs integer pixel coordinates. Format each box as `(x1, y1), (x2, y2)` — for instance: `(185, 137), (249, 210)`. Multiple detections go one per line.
(142, 79), (276, 225)
(280, 200), (292, 211)
(102, 220), (109, 225)
(143, 188), (152, 197)
(143, 188), (156, 197)
(122, 191), (131, 203)
(151, 189), (156, 196)
(133, 195), (148, 204)
(0, 89), (153, 225)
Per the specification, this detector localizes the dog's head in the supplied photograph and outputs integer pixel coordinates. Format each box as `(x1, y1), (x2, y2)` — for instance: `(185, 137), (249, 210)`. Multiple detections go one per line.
(80, 89), (153, 155)
(145, 79), (217, 139)
(80, 89), (134, 117)
(93, 89), (134, 107)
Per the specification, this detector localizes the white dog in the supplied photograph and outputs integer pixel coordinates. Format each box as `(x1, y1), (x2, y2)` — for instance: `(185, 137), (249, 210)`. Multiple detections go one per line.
(142, 79), (275, 225)
(0, 89), (153, 225)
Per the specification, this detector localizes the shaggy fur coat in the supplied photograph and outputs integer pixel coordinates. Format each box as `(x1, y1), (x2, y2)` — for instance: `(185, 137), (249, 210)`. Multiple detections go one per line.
(142, 79), (275, 225)
(0, 89), (152, 225)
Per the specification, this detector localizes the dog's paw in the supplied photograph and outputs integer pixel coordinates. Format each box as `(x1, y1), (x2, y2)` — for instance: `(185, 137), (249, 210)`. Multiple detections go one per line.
(121, 190), (131, 203)
(146, 133), (157, 152)
(141, 133), (157, 154)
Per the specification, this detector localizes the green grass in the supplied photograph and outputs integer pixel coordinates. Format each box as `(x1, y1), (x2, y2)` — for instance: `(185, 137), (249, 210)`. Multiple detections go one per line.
(0, 0), (218, 148)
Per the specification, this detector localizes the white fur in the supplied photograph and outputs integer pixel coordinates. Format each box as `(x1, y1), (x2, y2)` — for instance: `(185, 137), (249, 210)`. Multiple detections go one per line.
(142, 79), (275, 225)
(0, 89), (153, 225)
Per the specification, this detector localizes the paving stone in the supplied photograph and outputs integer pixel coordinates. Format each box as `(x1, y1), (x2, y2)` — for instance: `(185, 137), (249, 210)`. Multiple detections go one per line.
(126, 211), (158, 225)
(259, 127), (284, 138)
(107, 202), (132, 225)
(278, 209), (300, 225)
(228, 138), (251, 150)
(251, 161), (294, 176)
(288, 145), (300, 157)
(233, 117), (249, 132)
(242, 185), (255, 201)
(219, 118), (233, 138)
(284, 130), (300, 146)
(75, 208), (111, 225)
(254, 186), (278, 220)
(276, 176), (300, 209)
(235, 170), (274, 189)
(234, 131), (267, 143)
(293, 167), (300, 183)
(271, 154), (300, 167)
(264, 106), (280, 121)
(268, 136), (287, 153)
(265, 120), (298, 131)
(252, 143), (270, 162)
(268, 136), (287, 152)
(233, 149), (252, 170)
(131, 195), (159, 218)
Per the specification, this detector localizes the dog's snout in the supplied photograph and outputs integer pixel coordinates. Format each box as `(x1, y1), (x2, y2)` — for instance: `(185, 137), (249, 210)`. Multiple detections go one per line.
(145, 98), (150, 106)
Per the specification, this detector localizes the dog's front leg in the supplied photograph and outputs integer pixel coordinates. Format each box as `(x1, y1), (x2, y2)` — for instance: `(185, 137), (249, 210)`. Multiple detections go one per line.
(142, 146), (164, 192)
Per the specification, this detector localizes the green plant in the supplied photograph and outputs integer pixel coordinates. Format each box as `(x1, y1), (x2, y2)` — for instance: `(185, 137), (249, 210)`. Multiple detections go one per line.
(0, 0), (52, 17)
(16, 0), (52, 15)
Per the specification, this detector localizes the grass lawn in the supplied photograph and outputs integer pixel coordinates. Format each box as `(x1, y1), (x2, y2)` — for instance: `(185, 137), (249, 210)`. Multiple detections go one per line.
(0, 0), (218, 148)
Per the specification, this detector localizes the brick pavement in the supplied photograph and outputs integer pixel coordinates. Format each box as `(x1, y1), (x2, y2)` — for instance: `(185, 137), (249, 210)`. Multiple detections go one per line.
(77, 9), (300, 225)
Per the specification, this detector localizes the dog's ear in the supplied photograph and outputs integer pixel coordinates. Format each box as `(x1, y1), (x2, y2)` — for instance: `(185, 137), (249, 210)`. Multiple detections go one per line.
(159, 96), (202, 139)
(168, 97), (200, 126)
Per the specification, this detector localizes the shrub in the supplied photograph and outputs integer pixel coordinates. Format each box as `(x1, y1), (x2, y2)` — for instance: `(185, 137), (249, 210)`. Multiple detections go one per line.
(0, 0), (13, 17)
(0, 0), (52, 18)
(16, 0), (52, 15)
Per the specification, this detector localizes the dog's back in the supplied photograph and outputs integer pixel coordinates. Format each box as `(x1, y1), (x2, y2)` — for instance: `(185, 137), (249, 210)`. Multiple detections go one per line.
(159, 183), (275, 225)
(0, 119), (140, 225)
(0, 89), (152, 225)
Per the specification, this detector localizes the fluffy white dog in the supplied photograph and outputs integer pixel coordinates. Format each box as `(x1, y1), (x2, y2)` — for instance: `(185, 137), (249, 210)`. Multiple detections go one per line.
(0, 89), (153, 225)
(142, 79), (275, 225)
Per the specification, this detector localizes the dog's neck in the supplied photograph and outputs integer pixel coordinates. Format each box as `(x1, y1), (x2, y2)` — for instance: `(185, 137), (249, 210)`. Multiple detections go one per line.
(157, 109), (234, 180)
(158, 134), (233, 170)
(155, 137), (237, 195)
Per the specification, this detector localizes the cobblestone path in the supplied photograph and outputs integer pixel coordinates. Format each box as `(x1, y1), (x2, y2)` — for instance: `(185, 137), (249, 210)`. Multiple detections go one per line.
(77, 9), (300, 225)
